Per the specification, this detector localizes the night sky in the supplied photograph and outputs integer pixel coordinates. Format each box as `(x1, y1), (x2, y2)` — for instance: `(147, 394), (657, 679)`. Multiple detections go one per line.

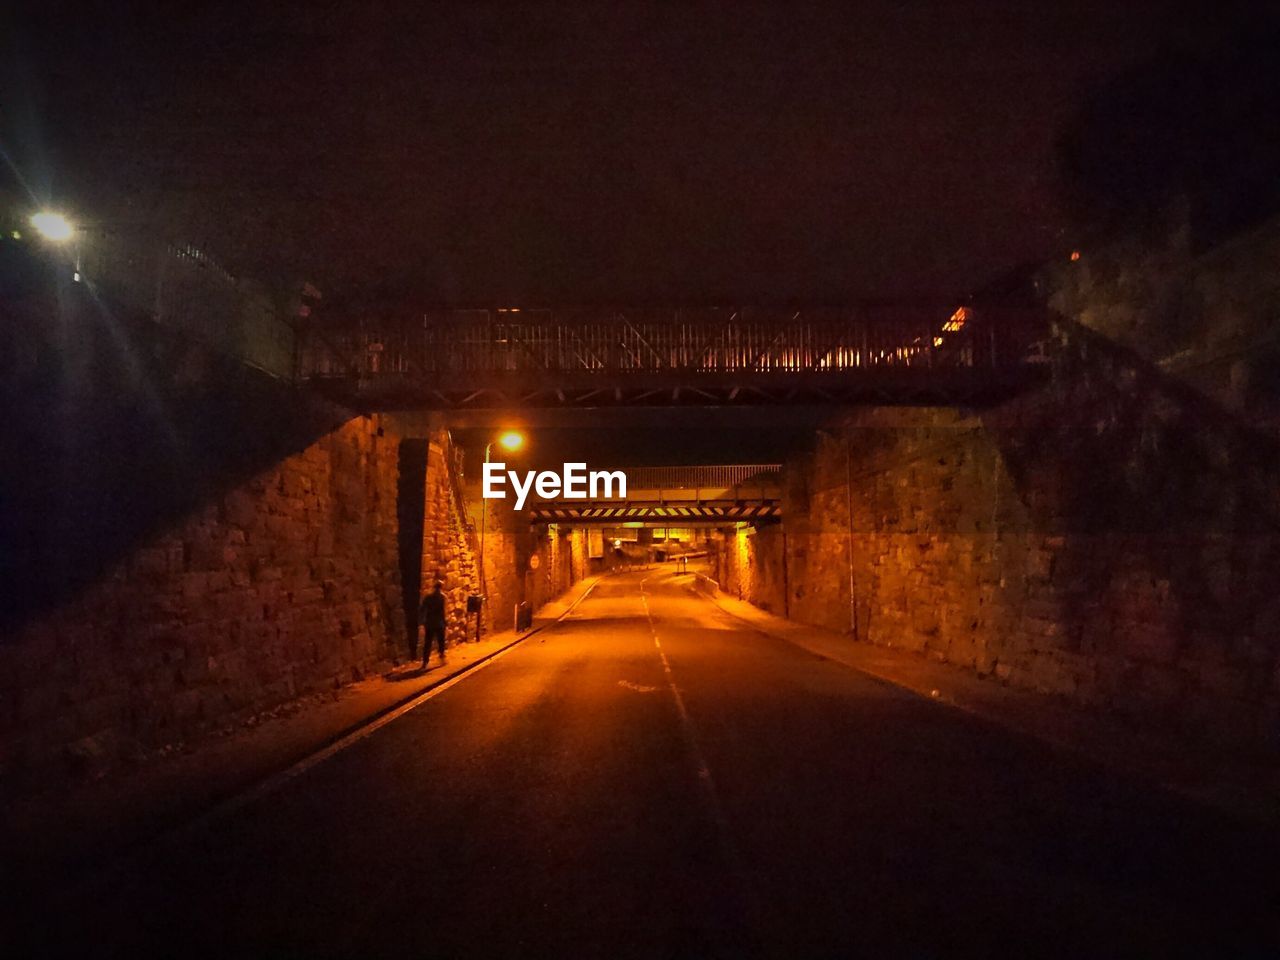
(3, 1), (1243, 304)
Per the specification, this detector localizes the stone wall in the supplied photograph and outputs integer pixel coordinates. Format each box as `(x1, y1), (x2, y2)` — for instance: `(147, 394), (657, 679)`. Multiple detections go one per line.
(420, 432), (485, 647)
(0, 276), (422, 788)
(0, 407), (590, 790)
(462, 501), (594, 634)
(714, 525), (789, 616)
(1046, 217), (1280, 426)
(526, 525), (591, 610)
(419, 438), (592, 642)
(717, 330), (1280, 754)
(471, 492), (527, 635)
(0, 414), (406, 787)
(475, 517), (591, 629)
(0, 275), (594, 791)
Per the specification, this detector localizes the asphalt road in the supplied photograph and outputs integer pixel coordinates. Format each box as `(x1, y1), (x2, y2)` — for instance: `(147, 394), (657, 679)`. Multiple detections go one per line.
(31, 570), (1280, 958)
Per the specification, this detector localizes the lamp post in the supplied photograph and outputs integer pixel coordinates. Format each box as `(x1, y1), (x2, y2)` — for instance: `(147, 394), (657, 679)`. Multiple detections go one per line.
(476, 430), (525, 641)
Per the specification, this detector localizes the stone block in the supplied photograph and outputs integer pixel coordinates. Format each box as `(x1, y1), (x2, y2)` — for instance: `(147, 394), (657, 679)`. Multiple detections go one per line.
(1118, 624), (1179, 664)
(1025, 549), (1055, 581)
(131, 546), (173, 580)
(1134, 663), (1185, 708)
(1197, 662), (1256, 699)
(223, 489), (261, 530)
(254, 565), (283, 584)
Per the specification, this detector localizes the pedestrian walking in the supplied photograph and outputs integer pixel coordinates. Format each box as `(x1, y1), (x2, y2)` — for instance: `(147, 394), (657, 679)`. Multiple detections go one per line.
(419, 580), (448, 667)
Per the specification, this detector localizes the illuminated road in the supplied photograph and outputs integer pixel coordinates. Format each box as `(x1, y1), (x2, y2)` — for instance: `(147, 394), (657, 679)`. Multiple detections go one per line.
(42, 570), (1278, 957)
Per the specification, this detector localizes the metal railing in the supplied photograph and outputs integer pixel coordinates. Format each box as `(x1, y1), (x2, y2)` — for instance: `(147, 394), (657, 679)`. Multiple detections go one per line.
(74, 229), (296, 379)
(623, 464), (781, 489)
(442, 430), (477, 538)
(299, 305), (1010, 381)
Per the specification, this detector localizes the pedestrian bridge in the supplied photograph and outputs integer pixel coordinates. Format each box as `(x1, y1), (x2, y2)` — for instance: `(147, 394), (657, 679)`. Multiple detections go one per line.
(526, 464), (782, 523)
(301, 306), (1047, 409)
(7, 233), (1047, 410)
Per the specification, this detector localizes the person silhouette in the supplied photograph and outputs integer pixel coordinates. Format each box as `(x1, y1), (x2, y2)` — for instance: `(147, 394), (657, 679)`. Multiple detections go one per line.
(419, 580), (448, 667)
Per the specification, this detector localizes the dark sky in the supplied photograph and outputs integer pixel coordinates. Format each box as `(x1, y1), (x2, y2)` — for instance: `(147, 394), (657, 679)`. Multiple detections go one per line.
(3, 1), (1236, 303)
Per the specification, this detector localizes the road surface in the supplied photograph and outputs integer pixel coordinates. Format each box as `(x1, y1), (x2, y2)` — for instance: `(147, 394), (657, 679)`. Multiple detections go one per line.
(30, 569), (1279, 957)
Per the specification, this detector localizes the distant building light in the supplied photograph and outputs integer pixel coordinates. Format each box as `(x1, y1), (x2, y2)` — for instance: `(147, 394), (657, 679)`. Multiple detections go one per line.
(942, 306), (968, 332)
(30, 212), (74, 242)
(1070, 250), (1081, 262)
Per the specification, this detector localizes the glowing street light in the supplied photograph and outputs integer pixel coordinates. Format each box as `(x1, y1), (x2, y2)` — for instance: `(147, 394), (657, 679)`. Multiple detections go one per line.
(477, 429), (527, 641)
(30, 212), (75, 242)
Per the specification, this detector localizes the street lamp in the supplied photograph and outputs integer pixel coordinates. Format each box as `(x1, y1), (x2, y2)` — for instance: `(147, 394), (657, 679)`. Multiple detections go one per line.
(30, 212), (75, 242)
(495, 430), (524, 453)
(476, 429), (526, 641)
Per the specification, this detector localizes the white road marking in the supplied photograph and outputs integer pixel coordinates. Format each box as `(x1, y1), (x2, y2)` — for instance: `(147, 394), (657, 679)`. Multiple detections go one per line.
(639, 574), (767, 942)
(617, 680), (659, 693)
(639, 578), (730, 842)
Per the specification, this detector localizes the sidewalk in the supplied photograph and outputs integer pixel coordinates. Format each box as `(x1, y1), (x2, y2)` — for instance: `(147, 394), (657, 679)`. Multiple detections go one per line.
(696, 577), (1280, 829)
(3, 575), (603, 874)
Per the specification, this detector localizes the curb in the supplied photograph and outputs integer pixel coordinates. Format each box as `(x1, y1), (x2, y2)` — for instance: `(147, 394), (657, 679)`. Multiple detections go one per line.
(700, 587), (960, 708)
(176, 574), (605, 837)
(698, 586), (1280, 829)
(41, 576), (607, 917)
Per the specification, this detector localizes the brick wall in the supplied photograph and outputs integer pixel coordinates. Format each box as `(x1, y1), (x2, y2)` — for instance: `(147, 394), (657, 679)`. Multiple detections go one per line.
(718, 331), (1280, 753)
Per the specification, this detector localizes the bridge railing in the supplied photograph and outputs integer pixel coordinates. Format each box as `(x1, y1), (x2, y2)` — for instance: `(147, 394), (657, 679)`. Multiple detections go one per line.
(623, 464), (781, 489)
(71, 228), (297, 379)
(299, 306), (1019, 381)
